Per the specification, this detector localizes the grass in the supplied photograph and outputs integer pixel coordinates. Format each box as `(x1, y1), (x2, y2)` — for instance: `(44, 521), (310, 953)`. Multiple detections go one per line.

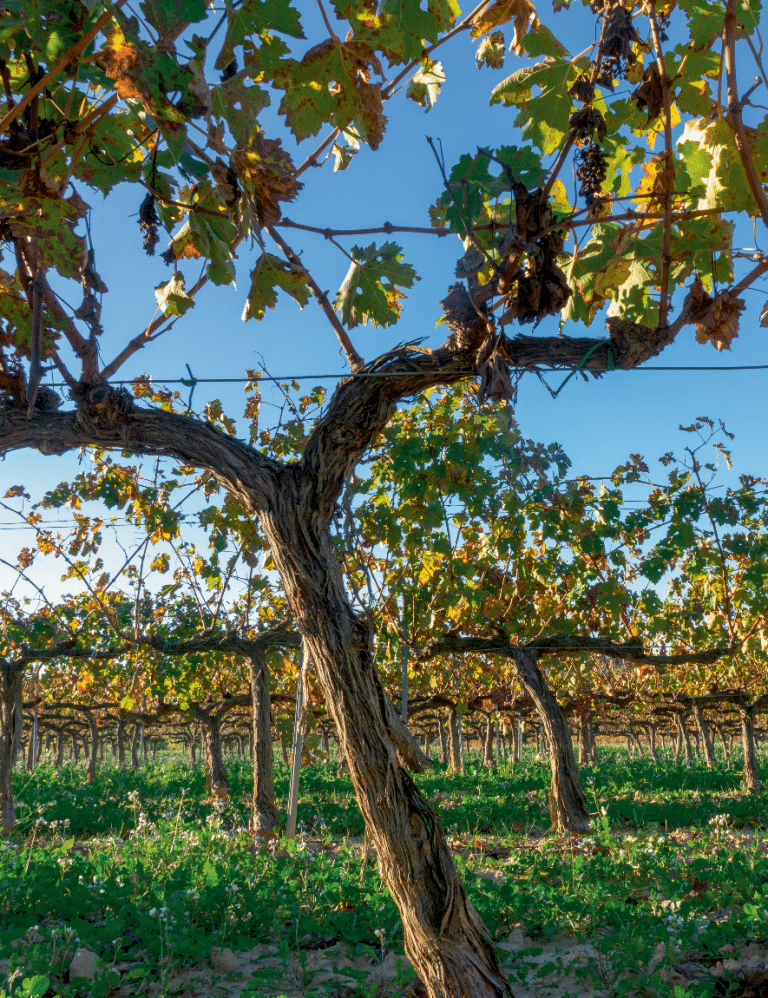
(2, 746), (768, 997)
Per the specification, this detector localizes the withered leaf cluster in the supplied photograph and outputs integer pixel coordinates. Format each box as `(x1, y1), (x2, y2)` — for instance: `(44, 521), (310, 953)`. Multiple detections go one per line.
(686, 278), (744, 352)
(233, 133), (302, 229)
(497, 186), (571, 325)
(440, 283), (489, 352)
(632, 63), (664, 122)
(595, 3), (638, 86)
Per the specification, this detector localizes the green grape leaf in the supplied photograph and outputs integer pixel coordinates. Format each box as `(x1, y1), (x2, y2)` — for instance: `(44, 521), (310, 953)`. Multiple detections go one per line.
(334, 0), (459, 64)
(334, 242), (419, 328)
(519, 24), (569, 59)
(211, 78), (270, 147)
(678, 116), (758, 212)
(274, 39), (386, 147)
(155, 273), (193, 317)
(215, 0), (303, 68)
(242, 253), (311, 322)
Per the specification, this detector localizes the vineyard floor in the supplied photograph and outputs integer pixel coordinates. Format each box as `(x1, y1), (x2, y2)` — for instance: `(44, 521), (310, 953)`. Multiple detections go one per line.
(2, 750), (768, 998)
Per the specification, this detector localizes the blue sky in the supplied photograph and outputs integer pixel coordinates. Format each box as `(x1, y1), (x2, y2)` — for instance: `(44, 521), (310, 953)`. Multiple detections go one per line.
(5, 0), (768, 600)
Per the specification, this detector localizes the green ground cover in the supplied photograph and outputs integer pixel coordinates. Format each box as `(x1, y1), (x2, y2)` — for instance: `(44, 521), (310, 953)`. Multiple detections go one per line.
(2, 750), (768, 998)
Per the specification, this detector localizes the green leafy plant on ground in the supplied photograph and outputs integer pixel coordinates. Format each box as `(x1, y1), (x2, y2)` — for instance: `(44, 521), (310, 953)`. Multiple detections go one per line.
(2, 747), (768, 996)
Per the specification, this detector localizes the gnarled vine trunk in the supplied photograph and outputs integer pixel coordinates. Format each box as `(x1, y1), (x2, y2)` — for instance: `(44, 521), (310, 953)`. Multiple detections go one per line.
(438, 716), (448, 763)
(448, 707), (463, 774)
(738, 705), (761, 792)
(199, 712), (230, 799)
(513, 649), (590, 833)
(645, 722), (658, 761)
(259, 485), (514, 998)
(577, 713), (596, 766)
(85, 712), (99, 784)
(514, 715), (523, 764)
(129, 723), (139, 769)
(116, 718), (126, 768)
(692, 705), (716, 769)
(714, 722), (731, 760)
(483, 714), (495, 767)
(247, 651), (277, 838)
(0, 358), (521, 996)
(674, 711), (693, 765)
(0, 659), (22, 834)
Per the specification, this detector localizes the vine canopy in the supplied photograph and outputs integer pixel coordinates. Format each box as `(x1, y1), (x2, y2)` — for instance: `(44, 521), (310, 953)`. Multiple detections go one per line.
(0, 0), (767, 415)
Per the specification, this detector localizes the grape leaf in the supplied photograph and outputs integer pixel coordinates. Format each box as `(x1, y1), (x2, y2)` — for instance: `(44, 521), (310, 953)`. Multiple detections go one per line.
(678, 117), (757, 212)
(476, 32), (506, 70)
(333, 0), (458, 64)
(470, 0), (540, 55)
(242, 253), (311, 322)
(215, 0), (303, 69)
(274, 39), (386, 147)
(334, 242), (419, 328)
(155, 274), (193, 317)
(406, 61), (444, 111)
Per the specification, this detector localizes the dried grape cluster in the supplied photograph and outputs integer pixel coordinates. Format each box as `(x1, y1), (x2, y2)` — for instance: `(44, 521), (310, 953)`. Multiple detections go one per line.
(575, 143), (609, 210)
(138, 193), (159, 256)
(592, 2), (638, 87)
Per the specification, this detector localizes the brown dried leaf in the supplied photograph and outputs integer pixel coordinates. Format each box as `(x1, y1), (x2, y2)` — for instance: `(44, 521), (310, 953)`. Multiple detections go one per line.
(476, 342), (514, 404)
(686, 277), (744, 351)
(693, 290), (744, 351)
(632, 62), (663, 122)
(470, 0), (540, 55)
(476, 31), (506, 69)
(441, 283), (489, 351)
(233, 133), (302, 227)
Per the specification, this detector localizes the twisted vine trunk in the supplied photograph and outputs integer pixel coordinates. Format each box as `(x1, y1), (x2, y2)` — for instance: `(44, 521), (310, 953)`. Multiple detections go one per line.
(714, 722), (731, 760)
(85, 712), (99, 784)
(577, 713), (596, 765)
(675, 712), (693, 765)
(513, 649), (590, 833)
(0, 660), (22, 834)
(483, 714), (495, 767)
(129, 723), (139, 769)
(117, 718), (126, 768)
(645, 722), (658, 761)
(738, 705), (761, 792)
(692, 705), (716, 768)
(259, 483), (514, 998)
(0, 354), (520, 996)
(247, 651), (278, 838)
(199, 712), (230, 799)
(448, 707), (463, 773)
(438, 717), (448, 763)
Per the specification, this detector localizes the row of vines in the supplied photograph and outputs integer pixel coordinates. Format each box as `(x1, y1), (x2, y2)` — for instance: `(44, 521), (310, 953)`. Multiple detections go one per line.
(3, 387), (767, 841)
